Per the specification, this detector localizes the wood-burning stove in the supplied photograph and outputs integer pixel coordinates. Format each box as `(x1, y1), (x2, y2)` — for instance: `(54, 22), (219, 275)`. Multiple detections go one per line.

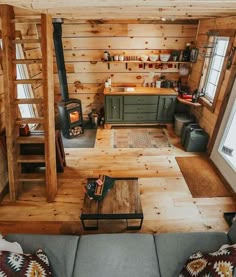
(53, 19), (83, 139)
(58, 99), (83, 138)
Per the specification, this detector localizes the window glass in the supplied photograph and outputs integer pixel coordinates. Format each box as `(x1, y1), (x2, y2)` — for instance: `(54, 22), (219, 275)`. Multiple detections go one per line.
(0, 39), (37, 129)
(201, 36), (229, 103)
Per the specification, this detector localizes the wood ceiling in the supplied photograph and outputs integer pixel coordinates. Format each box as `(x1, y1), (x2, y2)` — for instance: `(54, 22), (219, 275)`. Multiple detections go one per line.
(1, 0), (236, 21)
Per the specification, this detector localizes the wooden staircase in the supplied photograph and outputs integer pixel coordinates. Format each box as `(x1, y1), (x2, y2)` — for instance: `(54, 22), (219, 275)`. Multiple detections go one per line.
(1, 5), (57, 202)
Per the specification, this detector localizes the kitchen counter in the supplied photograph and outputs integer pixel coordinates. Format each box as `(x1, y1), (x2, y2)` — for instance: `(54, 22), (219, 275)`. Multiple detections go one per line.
(104, 86), (178, 96)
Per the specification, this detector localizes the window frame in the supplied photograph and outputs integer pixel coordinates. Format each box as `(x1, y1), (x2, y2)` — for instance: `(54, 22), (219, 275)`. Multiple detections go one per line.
(198, 30), (234, 112)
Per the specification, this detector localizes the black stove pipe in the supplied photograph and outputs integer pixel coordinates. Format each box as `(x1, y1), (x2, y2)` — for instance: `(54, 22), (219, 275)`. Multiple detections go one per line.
(53, 19), (69, 102)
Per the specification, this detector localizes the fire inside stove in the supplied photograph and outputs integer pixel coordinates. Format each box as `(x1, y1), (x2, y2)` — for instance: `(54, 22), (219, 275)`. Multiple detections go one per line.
(69, 111), (80, 124)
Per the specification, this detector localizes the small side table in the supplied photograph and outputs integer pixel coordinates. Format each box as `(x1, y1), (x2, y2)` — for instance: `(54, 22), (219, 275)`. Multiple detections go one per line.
(80, 178), (143, 230)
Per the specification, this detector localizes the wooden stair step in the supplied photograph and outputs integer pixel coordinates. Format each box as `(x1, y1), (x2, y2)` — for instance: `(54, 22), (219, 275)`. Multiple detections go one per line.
(17, 155), (45, 163)
(16, 117), (44, 124)
(13, 59), (42, 64)
(17, 136), (45, 144)
(12, 39), (41, 44)
(18, 173), (45, 182)
(11, 18), (41, 24)
(15, 98), (43, 104)
(14, 79), (43, 85)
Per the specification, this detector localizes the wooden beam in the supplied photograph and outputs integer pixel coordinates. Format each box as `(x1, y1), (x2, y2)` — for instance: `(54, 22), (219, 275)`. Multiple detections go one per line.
(1, 5), (20, 201)
(41, 14), (58, 202)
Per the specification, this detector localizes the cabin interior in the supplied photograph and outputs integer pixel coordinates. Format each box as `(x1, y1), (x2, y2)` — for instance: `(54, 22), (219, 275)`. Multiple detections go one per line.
(0, 1), (236, 236)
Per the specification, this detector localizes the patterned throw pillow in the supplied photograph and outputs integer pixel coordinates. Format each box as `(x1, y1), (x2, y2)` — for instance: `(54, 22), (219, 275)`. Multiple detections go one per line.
(0, 248), (52, 276)
(179, 244), (236, 277)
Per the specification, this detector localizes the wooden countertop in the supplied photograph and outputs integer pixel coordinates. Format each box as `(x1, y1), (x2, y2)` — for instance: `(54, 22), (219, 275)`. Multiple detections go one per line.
(104, 86), (178, 96)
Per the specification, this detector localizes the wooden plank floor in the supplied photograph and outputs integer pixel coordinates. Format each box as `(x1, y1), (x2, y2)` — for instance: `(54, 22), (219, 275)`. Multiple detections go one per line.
(0, 126), (235, 235)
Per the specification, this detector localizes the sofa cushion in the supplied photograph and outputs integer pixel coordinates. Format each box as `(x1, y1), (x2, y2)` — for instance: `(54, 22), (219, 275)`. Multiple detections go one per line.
(0, 248), (52, 276)
(74, 233), (160, 277)
(179, 244), (236, 276)
(154, 232), (229, 277)
(0, 236), (23, 253)
(228, 220), (236, 243)
(5, 234), (79, 277)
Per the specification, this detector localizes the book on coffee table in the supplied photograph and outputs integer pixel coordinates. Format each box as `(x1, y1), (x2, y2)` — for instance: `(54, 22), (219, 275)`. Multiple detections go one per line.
(84, 175), (115, 201)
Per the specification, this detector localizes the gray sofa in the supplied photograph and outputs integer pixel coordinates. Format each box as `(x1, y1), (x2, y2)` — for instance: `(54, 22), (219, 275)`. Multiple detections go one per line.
(6, 220), (236, 277)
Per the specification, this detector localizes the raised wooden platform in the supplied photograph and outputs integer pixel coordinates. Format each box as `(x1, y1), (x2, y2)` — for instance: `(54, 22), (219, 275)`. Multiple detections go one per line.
(0, 126), (235, 235)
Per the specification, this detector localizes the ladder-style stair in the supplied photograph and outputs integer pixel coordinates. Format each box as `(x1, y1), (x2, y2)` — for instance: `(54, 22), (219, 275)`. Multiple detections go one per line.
(1, 5), (58, 202)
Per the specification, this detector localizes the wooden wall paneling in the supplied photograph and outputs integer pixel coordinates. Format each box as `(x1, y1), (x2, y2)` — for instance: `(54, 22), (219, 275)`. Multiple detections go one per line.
(58, 21), (197, 117)
(128, 24), (198, 37)
(54, 83), (103, 95)
(41, 14), (58, 202)
(62, 23), (197, 38)
(189, 17), (236, 146)
(198, 17), (236, 34)
(62, 37), (194, 50)
(55, 72), (181, 85)
(62, 23), (128, 37)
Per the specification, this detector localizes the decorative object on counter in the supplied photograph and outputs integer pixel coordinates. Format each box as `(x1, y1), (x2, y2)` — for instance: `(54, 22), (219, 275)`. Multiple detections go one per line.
(182, 42), (191, 62)
(191, 89), (205, 103)
(103, 51), (110, 61)
(179, 64), (190, 76)
(140, 55), (149, 62)
(149, 54), (159, 61)
(155, 75), (165, 88)
(161, 79), (173, 88)
(19, 124), (30, 136)
(190, 48), (199, 62)
(160, 54), (171, 62)
(118, 55), (124, 61)
(171, 50), (180, 61)
(114, 55), (119, 61)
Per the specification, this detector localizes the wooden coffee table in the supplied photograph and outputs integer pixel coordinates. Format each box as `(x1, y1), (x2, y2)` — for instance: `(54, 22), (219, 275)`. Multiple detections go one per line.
(80, 178), (143, 230)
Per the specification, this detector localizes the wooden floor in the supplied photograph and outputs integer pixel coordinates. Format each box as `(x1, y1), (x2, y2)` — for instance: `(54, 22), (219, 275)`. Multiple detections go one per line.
(0, 126), (235, 235)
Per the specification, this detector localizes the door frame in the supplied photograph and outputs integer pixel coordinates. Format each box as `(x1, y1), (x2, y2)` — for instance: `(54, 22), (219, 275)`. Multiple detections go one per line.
(210, 77), (236, 191)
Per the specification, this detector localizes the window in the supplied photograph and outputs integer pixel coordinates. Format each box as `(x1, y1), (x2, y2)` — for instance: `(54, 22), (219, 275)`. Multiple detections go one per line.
(219, 98), (236, 171)
(0, 39), (37, 129)
(199, 36), (229, 106)
(16, 43), (37, 128)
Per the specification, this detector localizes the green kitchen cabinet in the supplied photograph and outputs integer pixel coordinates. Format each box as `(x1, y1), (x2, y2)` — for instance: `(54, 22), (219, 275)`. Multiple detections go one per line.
(105, 96), (123, 122)
(157, 96), (177, 122)
(123, 95), (158, 122)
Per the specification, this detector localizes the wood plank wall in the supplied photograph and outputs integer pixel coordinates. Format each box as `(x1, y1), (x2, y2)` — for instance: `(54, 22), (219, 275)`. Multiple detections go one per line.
(0, 17), (8, 193)
(55, 21), (198, 117)
(188, 16), (236, 139)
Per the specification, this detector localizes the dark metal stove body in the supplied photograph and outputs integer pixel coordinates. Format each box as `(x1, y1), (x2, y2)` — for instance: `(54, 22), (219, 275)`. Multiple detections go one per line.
(58, 98), (83, 139)
(53, 19), (83, 139)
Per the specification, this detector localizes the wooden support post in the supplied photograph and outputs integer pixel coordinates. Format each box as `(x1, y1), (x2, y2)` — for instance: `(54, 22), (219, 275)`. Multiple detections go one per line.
(1, 5), (20, 201)
(41, 14), (58, 202)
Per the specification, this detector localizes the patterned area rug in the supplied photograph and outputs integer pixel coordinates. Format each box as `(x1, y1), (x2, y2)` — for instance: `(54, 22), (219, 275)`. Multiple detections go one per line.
(113, 127), (172, 148)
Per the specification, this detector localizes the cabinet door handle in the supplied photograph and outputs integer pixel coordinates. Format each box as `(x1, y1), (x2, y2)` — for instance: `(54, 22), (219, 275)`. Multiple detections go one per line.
(112, 106), (116, 109)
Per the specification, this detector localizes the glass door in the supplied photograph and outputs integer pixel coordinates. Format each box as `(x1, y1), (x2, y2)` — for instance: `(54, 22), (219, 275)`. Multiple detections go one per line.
(211, 77), (236, 191)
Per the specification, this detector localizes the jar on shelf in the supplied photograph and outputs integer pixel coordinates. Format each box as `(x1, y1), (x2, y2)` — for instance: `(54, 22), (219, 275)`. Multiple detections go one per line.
(182, 43), (191, 62)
